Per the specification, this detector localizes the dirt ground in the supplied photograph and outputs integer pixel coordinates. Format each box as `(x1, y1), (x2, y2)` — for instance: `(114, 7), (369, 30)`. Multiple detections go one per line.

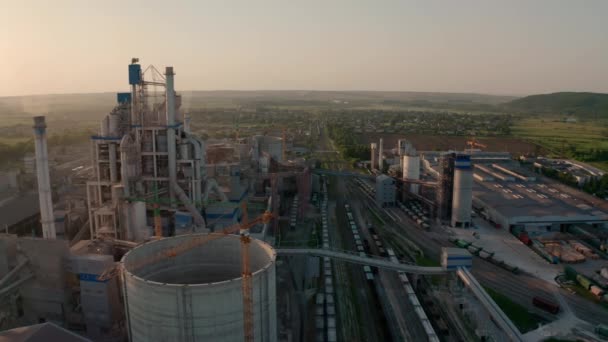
(359, 133), (546, 155)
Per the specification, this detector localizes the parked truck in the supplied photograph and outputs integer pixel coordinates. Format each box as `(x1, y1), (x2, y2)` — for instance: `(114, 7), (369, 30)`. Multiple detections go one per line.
(532, 296), (560, 314)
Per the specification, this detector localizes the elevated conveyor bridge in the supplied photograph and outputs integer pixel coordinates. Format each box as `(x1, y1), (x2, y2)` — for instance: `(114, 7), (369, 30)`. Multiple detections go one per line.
(277, 247), (524, 341)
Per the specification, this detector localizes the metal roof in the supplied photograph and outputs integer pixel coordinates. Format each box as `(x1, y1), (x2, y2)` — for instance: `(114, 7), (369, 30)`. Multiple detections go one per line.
(0, 193), (40, 228)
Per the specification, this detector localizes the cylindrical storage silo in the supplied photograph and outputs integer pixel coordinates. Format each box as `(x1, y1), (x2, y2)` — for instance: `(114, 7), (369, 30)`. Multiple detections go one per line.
(122, 234), (277, 342)
(402, 155), (420, 194)
(451, 154), (473, 228)
(109, 114), (120, 136)
(370, 143), (378, 169)
(100, 116), (110, 136)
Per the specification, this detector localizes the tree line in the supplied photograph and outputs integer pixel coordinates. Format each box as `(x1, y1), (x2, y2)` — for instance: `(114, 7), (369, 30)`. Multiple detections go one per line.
(541, 166), (608, 198)
(0, 130), (92, 168)
(327, 124), (370, 161)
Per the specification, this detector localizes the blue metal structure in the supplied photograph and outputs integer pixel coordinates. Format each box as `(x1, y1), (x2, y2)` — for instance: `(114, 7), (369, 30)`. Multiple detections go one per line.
(117, 92), (132, 103)
(454, 154), (472, 170)
(128, 64), (141, 85)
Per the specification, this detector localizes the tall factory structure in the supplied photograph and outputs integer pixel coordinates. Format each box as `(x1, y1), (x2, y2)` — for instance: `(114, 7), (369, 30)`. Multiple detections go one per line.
(370, 142), (378, 170)
(33, 116), (56, 239)
(451, 154), (473, 228)
(437, 153), (456, 222)
(401, 142), (420, 195)
(378, 138), (384, 170)
(87, 59), (214, 242)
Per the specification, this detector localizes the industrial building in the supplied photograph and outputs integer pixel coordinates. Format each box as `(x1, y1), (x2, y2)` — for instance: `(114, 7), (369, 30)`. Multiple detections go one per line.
(533, 158), (604, 186)
(472, 162), (608, 233)
(86, 62), (210, 241)
(0, 59), (311, 342)
(366, 138), (598, 231)
(418, 151), (608, 231)
(451, 154), (473, 228)
(375, 175), (396, 207)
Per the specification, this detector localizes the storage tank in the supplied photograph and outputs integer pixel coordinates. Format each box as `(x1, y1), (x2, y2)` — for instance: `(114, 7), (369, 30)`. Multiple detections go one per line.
(451, 154), (473, 228)
(402, 154), (420, 194)
(109, 114), (120, 136)
(122, 234), (277, 342)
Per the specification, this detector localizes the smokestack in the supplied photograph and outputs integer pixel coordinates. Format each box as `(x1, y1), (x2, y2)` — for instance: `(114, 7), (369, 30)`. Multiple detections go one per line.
(370, 143), (378, 170)
(165, 67), (177, 204)
(378, 138), (384, 170)
(33, 116), (56, 239)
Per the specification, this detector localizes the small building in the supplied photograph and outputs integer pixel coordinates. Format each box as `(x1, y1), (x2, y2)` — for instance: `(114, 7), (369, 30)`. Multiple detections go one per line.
(441, 247), (472, 270)
(0, 193), (41, 235)
(375, 175), (396, 207)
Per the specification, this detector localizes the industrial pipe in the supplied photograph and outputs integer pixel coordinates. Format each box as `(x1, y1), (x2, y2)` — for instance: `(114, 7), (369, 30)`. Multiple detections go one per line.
(119, 135), (131, 197)
(203, 179), (229, 203)
(0, 273), (34, 298)
(172, 181), (207, 231)
(185, 134), (204, 206)
(0, 259), (29, 288)
(109, 143), (118, 183)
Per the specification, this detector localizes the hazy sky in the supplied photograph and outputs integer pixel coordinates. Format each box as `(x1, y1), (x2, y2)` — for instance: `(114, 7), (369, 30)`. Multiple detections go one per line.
(2, 0), (607, 97)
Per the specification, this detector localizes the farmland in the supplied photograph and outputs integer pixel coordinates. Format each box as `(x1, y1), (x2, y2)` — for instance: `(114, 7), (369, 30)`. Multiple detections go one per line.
(357, 133), (544, 156)
(511, 117), (608, 170)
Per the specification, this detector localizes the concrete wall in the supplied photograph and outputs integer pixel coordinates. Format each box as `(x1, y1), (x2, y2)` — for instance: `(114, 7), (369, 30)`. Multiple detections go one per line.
(9, 237), (71, 324)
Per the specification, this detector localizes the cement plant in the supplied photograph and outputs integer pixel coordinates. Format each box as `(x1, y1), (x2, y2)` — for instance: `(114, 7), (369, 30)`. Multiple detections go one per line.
(1, 60), (608, 342)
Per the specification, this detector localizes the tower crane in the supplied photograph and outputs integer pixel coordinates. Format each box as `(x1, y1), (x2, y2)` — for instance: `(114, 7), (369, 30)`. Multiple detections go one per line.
(466, 138), (487, 151)
(97, 207), (273, 342)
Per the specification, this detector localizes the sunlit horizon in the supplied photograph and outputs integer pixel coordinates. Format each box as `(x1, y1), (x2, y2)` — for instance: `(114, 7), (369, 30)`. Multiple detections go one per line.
(2, 0), (607, 97)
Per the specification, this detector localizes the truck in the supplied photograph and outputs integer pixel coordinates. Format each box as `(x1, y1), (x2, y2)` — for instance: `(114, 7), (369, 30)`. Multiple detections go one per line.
(576, 274), (593, 291)
(532, 296), (560, 314)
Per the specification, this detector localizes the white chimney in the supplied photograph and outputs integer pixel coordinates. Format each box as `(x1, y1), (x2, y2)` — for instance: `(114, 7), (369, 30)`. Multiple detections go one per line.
(33, 116), (56, 239)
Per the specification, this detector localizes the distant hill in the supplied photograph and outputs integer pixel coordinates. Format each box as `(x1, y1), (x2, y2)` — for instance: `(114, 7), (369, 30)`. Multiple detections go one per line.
(505, 92), (608, 117)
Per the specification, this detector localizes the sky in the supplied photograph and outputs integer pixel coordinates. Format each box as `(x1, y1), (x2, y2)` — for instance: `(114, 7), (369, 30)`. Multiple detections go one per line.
(1, 0), (607, 97)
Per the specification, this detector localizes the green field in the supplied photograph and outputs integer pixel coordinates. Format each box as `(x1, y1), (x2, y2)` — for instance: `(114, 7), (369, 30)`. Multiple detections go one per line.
(484, 286), (544, 333)
(512, 117), (608, 171)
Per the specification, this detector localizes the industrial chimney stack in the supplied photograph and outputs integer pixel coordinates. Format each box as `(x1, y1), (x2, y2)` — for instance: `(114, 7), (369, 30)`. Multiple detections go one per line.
(33, 116), (56, 239)
(378, 138), (384, 170)
(370, 143), (378, 170)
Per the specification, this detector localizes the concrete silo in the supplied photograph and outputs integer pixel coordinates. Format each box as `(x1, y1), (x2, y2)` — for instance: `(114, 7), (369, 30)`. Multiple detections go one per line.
(121, 234), (277, 342)
(370, 143), (378, 169)
(451, 154), (473, 228)
(401, 141), (420, 195)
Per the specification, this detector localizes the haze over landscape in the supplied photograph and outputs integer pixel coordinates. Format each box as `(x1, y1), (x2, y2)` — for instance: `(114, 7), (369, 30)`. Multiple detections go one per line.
(3, 2), (608, 342)
(2, 0), (608, 97)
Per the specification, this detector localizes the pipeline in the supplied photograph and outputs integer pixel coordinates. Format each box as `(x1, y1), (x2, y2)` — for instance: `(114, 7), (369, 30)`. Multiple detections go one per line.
(172, 181), (206, 231)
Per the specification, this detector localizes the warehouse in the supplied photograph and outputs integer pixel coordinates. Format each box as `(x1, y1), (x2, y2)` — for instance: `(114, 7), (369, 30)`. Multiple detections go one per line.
(472, 162), (608, 234)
